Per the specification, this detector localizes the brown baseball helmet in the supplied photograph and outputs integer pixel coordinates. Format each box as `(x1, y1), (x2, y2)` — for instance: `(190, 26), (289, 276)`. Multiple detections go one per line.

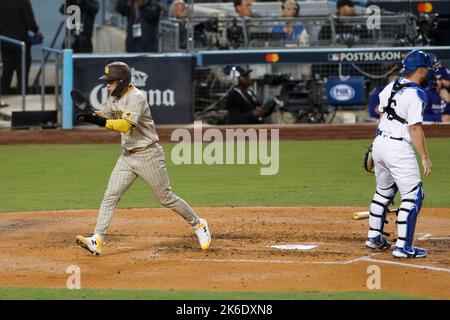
(99, 62), (132, 96)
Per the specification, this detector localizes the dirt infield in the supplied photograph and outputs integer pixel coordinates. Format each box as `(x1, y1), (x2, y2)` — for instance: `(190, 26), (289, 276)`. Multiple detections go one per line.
(0, 207), (448, 299)
(1, 123), (450, 144)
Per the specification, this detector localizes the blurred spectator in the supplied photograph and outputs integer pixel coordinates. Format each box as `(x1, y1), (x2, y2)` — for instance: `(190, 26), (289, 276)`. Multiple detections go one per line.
(159, 0), (173, 19)
(171, 0), (188, 19)
(367, 70), (400, 121)
(0, 101), (9, 108)
(232, 0), (263, 49)
(318, 0), (369, 45)
(0, 0), (41, 94)
(234, 0), (253, 18)
(226, 67), (275, 124)
(336, 0), (356, 16)
(116, 0), (161, 53)
(314, 0), (371, 78)
(272, 0), (309, 47)
(170, 0), (188, 49)
(59, 0), (99, 53)
(424, 66), (450, 123)
(271, 0), (310, 79)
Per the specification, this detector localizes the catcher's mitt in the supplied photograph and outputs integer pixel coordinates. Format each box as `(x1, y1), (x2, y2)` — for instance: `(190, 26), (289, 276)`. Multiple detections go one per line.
(364, 144), (374, 173)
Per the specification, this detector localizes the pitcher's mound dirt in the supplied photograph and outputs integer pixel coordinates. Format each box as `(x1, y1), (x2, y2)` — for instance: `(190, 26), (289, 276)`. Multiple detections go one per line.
(0, 207), (449, 299)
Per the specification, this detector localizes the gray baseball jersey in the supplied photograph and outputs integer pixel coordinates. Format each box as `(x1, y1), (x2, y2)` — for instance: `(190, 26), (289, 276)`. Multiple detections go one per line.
(102, 86), (159, 151)
(94, 86), (200, 236)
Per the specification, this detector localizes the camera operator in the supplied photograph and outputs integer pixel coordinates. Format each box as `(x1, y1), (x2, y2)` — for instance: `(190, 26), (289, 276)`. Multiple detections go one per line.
(226, 67), (274, 124)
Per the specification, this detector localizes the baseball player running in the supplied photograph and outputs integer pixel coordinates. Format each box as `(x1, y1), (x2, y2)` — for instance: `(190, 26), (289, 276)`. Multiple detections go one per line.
(365, 50), (438, 258)
(75, 61), (211, 255)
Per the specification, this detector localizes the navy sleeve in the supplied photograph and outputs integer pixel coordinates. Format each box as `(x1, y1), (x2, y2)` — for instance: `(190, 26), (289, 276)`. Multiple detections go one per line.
(444, 102), (450, 115)
(423, 89), (442, 122)
(116, 0), (131, 17)
(226, 91), (257, 124)
(140, 3), (161, 24)
(423, 89), (433, 114)
(423, 113), (442, 122)
(368, 88), (380, 118)
(83, 0), (100, 16)
(23, 0), (39, 33)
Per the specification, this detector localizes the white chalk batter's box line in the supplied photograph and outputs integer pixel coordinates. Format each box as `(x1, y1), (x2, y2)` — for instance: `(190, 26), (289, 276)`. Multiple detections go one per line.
(152, 254), (450, 274)
(417, 234), (450, 241)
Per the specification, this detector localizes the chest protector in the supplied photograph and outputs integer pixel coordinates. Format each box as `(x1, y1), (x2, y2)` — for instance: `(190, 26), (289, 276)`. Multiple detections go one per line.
(383, 79), (414, 124)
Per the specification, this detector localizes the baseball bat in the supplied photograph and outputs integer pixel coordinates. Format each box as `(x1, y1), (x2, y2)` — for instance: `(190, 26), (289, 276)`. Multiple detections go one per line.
(353, 208), (398, 220)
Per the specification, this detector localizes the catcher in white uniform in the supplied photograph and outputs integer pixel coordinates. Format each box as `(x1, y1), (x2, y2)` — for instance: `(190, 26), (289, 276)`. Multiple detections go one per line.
(365, 50), (438, 258)
(74, 61), (211, 255)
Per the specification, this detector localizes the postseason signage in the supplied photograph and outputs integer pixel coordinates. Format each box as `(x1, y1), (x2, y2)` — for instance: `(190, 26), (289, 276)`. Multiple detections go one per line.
(327, 51), (403, 63)
(73, 54), (195, 125)
(197, 47), (450, 66)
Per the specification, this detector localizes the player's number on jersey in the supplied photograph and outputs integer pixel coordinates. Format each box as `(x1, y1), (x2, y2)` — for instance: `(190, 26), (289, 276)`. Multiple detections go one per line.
(387, 99), (397, 121)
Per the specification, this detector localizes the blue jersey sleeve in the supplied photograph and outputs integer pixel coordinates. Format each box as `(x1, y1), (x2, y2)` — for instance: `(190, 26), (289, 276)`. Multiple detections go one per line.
(415, 87), (428, 105)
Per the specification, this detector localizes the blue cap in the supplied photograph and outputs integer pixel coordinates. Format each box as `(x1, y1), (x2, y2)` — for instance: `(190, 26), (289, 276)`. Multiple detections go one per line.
(435, 66), (450, 80)
(400, 50), (438, 75)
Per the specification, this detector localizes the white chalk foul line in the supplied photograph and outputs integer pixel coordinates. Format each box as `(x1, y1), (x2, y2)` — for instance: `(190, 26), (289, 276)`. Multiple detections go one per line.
(359, 257), (450, 273)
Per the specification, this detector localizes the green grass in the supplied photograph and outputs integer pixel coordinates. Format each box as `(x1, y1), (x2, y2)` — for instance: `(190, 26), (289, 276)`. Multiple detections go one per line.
(1, 139), (446, 300)
(0, 138), (449, 212)
(0, 287), (427, 300)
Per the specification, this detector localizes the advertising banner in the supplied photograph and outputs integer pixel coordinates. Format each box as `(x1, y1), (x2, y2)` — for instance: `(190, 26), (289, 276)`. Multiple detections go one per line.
(73, 54), (195, 125)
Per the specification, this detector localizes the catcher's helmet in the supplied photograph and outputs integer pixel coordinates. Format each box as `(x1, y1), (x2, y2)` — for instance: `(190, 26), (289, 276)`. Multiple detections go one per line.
(99, 62), (132, 96)
(401, 50), (438, 75)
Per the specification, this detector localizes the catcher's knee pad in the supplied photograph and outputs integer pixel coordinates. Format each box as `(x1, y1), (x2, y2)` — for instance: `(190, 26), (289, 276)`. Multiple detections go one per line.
(368, 184), (397, 237)
(397, 182), (425, 247)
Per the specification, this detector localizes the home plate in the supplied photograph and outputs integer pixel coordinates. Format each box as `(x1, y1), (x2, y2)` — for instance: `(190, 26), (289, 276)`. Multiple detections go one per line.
(269, 244), (318, 250)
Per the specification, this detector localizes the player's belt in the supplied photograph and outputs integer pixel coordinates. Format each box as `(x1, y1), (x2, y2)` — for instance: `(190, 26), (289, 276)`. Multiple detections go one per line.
(376, 129), (403, 141)
(127, 144), (152, 153)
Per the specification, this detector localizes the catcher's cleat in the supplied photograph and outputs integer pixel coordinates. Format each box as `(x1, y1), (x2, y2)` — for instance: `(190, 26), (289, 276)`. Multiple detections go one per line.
(392, 245), (427, 258)
(75, 233), (102, 256)
(193, 218), (211, 250)
(365, 235), (391, 250)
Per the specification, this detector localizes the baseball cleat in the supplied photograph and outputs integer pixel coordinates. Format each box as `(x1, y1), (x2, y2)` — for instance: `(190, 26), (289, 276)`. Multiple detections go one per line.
(392, 246), (427, 258)
(193, 218), (211, 250)
(365, 235), (391, 250)
(75, 233), (102, 256)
